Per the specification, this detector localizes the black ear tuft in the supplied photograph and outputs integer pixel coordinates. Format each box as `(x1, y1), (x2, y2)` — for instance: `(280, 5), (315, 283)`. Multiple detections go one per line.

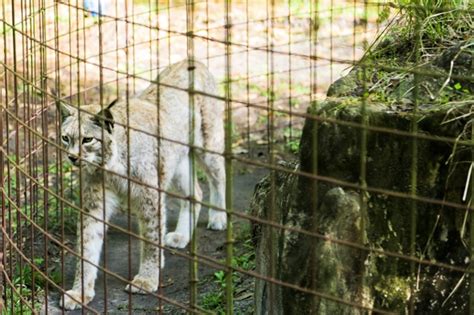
(92, 100), (116, 133)
(107, 98), (118, 109)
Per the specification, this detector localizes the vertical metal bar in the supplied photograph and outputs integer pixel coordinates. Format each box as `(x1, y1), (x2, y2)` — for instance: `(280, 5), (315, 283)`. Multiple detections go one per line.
(224, 0), (234, 313)
(96, 4), (109, 313)
(470, 90), (474, 315)
(0, 0), (6, 310)
(358, 0), (369, 308)
(185, 0), (198, 310)
(77, 0), (86, 312)
(309, 0), (319, 309)
(124, 1), (133, 312)
(329, 0), (334, 83)
(115, 0), (120, 96)
(148, 0), (153, 86)
(287, 0), (292, 143)
(409, 2), (421, 313)
(409, 79), (419, 315)
(53, 2), (66, 313)
(20, 0), (31, 310)
(3, 2), (13, 312)
(18, 5), (24, 311)
(154, 2), (163, 313)
(32, 2), (40, 289)
(27, 0), (38, 309)
(131, 0), (136, 93)
(245, 0), (250, 154)
(21, 1), (37, 309)
(167, 0), (171, 65)
(39, 0), (50, 310)
(10, 0), (22, 313)
(352, 1), (356, 91)
(114, 0), (124, 307)
(267, 0), (277, 312)
(205, 0), (209, 66)
(156, 0), (166, 314)
(0, 99), (4, 315)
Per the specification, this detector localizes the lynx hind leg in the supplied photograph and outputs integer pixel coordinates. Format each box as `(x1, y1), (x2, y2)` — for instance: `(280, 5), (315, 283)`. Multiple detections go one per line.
(200, 152), (227, 230)
(125, 188), (165, 294)
(165, 158), (203, 249)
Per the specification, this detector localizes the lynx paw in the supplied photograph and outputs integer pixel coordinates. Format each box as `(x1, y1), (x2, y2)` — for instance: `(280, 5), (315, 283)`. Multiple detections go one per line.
(165, 232), (189, 248)
(208, 212), (227, 230)
(125, 275), (158, 294)
(61, 289), (94, 310)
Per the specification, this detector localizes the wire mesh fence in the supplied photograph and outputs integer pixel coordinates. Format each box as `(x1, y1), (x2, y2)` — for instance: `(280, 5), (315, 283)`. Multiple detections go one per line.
(1, 0), (473, 314)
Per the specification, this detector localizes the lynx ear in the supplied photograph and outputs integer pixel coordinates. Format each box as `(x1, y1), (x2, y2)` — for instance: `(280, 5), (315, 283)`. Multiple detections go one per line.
(91, 99), (117, 134)
(51, 87), (75, 121)
(57, 101), (75, 121)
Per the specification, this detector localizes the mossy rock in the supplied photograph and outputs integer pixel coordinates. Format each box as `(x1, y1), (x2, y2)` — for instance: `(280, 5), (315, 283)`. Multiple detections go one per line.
(299, 96), (470, 313)
(250, 37), (473, 313)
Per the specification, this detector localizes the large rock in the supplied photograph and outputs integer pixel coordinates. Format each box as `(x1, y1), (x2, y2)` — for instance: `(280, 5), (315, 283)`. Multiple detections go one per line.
(250, 40), (473, 314)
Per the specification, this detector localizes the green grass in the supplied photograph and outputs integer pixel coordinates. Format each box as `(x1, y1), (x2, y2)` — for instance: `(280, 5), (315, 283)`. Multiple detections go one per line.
(374, 0), (473, 58)
(401, 0), (472, 46)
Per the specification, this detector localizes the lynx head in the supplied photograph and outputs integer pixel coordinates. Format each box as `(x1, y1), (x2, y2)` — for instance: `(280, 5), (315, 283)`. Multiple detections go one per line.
(57, 100), (117, 171)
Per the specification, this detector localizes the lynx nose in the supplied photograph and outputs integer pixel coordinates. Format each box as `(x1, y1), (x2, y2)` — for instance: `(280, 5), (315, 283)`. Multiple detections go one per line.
(68, 155), (78, 164)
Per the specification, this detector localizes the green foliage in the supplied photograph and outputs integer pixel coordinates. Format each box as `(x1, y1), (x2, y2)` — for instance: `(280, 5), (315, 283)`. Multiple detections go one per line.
(397, 0), (473, 50)
(374, 275), (411, 308)
(284, 127), (302, 154)
(200, 225), (255, 313)
(367, 0), (472, 64)
(3, 159), (75, 313)
(3, 257), (55, 315)
(201, 290), (226, 314)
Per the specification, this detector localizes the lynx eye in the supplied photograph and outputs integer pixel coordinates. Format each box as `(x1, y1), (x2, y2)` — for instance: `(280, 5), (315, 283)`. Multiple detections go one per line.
(82, 137), (94, 144)
(61, 135), (69, 143)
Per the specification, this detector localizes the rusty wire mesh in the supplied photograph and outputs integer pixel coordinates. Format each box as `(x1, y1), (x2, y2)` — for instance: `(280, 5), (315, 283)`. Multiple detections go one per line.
(1, 0), (474, 314)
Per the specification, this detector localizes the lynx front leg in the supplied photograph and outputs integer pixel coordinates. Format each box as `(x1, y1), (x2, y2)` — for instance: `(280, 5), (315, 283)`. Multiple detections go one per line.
(61, 189), (118, 310)
(125, 189), (165, 294)
(165, 157), (203, 249)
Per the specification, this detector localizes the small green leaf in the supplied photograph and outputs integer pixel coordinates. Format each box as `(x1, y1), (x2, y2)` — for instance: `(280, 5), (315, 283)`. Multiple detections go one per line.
(454, 82), (462, 90)
(34, 257), (44, 265)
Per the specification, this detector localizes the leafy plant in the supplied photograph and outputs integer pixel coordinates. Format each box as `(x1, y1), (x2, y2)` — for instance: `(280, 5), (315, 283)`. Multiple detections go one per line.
(284, 127), (302, 154)
(3, 257), (50, 315)
(200, 225), (255, 313)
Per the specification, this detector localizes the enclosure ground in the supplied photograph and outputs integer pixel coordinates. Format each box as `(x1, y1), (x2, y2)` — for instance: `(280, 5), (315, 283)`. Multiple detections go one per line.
(40, 161), (268, 314)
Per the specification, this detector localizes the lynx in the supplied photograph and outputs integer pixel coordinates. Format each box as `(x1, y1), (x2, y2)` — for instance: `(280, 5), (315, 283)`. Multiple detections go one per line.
(58, 60), (226, 310)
